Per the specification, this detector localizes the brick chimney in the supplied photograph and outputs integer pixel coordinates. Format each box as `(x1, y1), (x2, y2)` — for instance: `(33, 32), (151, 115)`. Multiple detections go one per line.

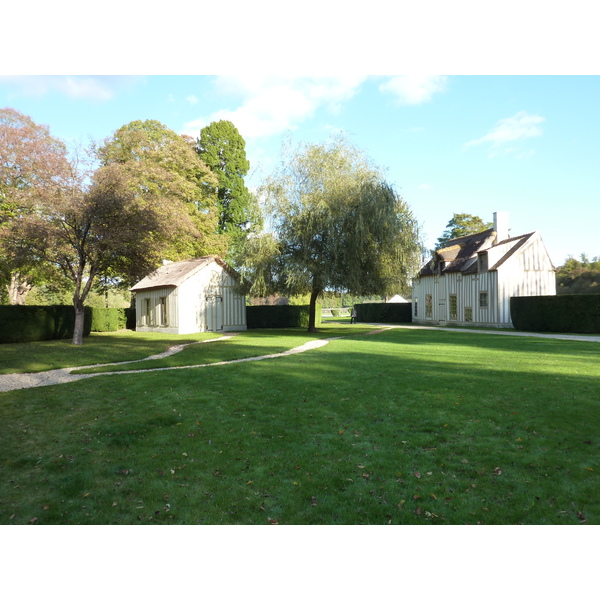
(493, 212), (509, 243)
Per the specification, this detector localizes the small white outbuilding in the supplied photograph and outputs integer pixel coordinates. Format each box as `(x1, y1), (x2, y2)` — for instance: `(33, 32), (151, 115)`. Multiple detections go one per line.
(130, 256), (247, 334)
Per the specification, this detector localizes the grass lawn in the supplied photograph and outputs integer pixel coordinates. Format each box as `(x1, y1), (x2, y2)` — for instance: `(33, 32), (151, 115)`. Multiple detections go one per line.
(1, 325), (598, 525)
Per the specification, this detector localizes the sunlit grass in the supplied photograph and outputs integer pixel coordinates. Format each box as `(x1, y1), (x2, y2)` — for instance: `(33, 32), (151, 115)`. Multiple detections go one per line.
(1, 327), (598, 525)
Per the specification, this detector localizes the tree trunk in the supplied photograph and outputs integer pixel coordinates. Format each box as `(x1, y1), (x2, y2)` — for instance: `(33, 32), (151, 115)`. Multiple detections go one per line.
(72, 300), (86, 345)
(8, 272), (32, 305)
(307, 288), (320, 333)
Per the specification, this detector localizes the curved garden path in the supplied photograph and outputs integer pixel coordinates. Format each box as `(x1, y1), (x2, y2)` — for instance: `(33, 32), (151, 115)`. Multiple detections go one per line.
(2, 324), (599, 393)
(0, 333), (344, 393)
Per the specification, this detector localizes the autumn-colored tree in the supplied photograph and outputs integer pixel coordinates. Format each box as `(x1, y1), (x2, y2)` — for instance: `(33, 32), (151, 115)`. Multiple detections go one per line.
(238, 136), (422, 332)
(0, 107), (72, 304)
(3, 115), (227, 344)
(99, 120), (227, 259)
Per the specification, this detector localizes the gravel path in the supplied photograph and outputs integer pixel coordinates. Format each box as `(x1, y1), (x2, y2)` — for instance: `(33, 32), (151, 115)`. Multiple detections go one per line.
(0, 334), (333, 393)
(2, 325), (598, 393)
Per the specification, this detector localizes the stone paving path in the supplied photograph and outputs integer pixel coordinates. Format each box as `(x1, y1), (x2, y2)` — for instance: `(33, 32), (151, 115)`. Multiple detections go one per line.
(2, 325), (598, 393)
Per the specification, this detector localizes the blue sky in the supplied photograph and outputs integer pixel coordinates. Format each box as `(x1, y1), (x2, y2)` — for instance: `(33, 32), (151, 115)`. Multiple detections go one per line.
(1, 74), (598, 266)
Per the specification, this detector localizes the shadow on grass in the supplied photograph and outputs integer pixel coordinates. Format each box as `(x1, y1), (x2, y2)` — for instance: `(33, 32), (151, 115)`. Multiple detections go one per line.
(1, 326), (598, 525)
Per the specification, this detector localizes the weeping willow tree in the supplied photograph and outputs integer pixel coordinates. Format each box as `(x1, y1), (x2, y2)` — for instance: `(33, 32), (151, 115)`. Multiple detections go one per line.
(239, 136), (423, 332)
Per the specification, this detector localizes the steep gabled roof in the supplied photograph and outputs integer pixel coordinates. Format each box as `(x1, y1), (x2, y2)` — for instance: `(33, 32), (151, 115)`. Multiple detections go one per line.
(419, 229), (495, 276)
(418, 229), (540, 277)
(130, 256), (238, 292)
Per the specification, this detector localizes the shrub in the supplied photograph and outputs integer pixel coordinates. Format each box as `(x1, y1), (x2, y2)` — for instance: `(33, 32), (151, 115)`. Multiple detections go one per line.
(0, 305), (135, 343)
(0, 305), (91, 343)
(510, 295), (600, 333)
(90, 308), (127, 332)
(354, 302), (412, 324)
(246, 305), (322, 329)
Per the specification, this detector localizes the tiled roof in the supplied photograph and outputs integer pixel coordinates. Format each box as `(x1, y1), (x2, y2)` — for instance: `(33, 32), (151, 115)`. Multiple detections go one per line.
(418, 229), (536, 277)
(130, 256), (237, 291)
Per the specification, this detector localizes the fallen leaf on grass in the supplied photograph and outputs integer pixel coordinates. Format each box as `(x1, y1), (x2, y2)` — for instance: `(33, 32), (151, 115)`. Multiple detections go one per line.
(414, 471), (421, 479)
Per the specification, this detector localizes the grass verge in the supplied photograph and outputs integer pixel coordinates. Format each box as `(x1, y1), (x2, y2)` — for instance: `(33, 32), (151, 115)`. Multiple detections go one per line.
(1, 326), (598, 525)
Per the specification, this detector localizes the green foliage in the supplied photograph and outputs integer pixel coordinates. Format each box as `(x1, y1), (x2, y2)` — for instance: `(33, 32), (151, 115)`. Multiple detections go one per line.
(556, 255), (600, 295)
(0, 306), (134, 343)
(0, 305), (91, 343)
(99, 120), (227, 260)
(435, 213), (493, 249)
(240, 135), (422, 331)
(355, 302), (412, 323)
(510, 294), (600, 333)
(89, 308), (128, 332)
(246, 305), (322, 329)
(195, 120), (259, 250)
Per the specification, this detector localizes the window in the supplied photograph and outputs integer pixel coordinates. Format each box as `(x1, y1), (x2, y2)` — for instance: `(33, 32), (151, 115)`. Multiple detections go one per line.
(449, 294), (457, 320)
(144, 298), (152, 326)
(414, 299), (418, 318)
(465, 307), (473, 322)
(478, 253), (488, 272)
(479, 291), (488, 309)
(425, 294), (432, 318)
(159, 297), (168, 326)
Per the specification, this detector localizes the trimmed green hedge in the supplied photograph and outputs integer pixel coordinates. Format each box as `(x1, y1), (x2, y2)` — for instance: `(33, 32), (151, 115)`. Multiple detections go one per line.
(354, 302), (412, 323)
(89, 308), (128, 332)
(0, 306), (136, 343)
(0, 305), (90, 343)
(246, 305), (322, 329)
(510, 295), (600, 334)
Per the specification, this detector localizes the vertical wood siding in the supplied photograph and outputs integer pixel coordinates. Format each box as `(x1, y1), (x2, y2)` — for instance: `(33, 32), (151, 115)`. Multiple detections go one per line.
(412, 233), (556, 328)
(134, 261), (247, 334)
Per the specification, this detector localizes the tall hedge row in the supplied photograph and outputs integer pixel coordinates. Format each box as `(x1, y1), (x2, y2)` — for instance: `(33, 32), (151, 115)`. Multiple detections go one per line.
(0, 306), (135, 343)
(354, 302), (412, 323)
(246, 305), (322, 329)
(510, 295), (600, 334)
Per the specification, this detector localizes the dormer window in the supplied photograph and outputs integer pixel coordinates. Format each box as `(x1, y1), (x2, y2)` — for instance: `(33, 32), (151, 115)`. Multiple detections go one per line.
(478, 252), (488, 272)
(438, 260), (445, 275)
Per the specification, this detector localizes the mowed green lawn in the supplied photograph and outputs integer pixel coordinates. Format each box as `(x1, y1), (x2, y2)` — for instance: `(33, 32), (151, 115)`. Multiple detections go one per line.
(1, 325), (598, 525)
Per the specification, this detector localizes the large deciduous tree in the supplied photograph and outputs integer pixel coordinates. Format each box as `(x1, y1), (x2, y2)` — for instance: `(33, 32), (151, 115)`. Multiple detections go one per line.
(99, 120), (227, 259)
(239, 136), (422, 332)
(435, 213), (492, 249)
(2, 116), (226, 344)
(195, 120), (260, 254)
(0, 107), (71, 304)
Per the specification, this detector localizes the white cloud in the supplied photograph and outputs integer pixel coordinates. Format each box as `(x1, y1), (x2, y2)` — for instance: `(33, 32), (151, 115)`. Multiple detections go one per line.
(466, 111), (545, 149)
(418, 183), (432, 190)
(186, 95), (199, 105)
(379, 76), (448, 105)
(0, 75), (139, 101)
(182, 76), (367, 140)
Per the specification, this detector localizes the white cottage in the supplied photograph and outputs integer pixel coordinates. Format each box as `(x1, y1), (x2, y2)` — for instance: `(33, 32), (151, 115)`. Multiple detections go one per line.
(130, 256), (247, 334)
(412, 212), (556, 328)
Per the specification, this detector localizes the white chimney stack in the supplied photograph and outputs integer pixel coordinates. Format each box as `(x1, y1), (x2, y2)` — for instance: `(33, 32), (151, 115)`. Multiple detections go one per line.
(493, 212), (509, 243)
